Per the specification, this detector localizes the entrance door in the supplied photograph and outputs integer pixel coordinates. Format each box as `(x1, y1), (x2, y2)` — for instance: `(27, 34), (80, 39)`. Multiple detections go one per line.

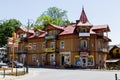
(81, 56), (87, 68)
(61, 56), (64, 65)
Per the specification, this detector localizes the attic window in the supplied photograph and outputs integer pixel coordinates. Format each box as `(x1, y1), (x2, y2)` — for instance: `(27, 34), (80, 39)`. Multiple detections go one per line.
(65, 29), (70, 32)
(80, 28), (87, 33)
(35, 31), (39, 36)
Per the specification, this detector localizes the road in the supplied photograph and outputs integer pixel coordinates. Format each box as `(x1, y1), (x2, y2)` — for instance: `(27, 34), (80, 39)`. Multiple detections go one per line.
(1, 68), (120, 80)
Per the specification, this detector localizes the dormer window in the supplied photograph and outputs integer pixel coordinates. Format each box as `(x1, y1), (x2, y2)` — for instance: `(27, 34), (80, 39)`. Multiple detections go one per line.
(80, 28), (87, 33)
(35, 31), (39, 36)
(20, 33), (27, 38)
(49, 31), (52, 36)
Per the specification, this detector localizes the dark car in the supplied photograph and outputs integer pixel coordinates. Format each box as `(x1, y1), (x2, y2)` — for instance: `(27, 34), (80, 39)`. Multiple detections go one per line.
(8, 61), (24, 68)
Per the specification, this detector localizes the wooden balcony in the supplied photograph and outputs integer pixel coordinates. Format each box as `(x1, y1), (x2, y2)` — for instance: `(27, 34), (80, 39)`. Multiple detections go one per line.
(44, 48), (59, 53)
(79, 33), (90, 37)
(97, 48), (108, 53)
(45, 35), (56, 40)
(79, 47), (90, 52)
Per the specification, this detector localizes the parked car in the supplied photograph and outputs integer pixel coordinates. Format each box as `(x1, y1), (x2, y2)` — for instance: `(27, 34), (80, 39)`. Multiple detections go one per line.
(0, 63), (8, 68)
(8, 61), (24, 68)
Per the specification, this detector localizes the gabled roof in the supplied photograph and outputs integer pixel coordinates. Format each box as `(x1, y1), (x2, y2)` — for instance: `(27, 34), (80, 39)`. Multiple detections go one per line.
(29, 29), (46, 39)
(34, 29), (45, 33)
(92, 25), (110, 32)
(28, 33), (46, 39)
(59, 24), (76, 35)
(44, 24), (64, 30)
(16, 27), (34, 34)
(77, 8), (92, 26)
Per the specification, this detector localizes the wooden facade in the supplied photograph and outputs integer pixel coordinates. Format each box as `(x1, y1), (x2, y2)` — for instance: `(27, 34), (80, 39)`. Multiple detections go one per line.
(7, 8), (111, 68)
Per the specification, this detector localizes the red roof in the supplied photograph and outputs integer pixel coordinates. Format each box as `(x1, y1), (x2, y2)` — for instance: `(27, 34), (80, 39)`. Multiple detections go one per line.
(44, 24), (64, 30)
(29, 33), (46, 39)
(92, 25), (110, 32)
(59, 24), (76, 35)
(19, 27), (34, 34)
(77, 8), (92, 26)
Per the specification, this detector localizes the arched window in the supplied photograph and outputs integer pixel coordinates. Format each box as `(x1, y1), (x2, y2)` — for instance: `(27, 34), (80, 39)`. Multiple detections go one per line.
(81, 40), (87, 48)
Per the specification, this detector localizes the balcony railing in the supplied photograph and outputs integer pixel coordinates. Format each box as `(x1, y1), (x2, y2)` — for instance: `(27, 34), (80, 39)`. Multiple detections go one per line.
(44, 48), (55, 53)
(44, 48), (59, 53)
(45, 35), (56, 40)
(97, 48), (108, 53)
(79, 33), (90, 37)
(15, 50), (27, 54)
(79, 47), (90, 52)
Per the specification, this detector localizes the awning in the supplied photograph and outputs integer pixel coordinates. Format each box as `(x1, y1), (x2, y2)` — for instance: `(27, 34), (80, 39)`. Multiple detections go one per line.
(106, 59), (120, 63)
(75, 55), (80, 58)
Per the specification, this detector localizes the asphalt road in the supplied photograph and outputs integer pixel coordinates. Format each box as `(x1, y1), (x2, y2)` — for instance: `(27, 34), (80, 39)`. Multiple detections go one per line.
(1, 68), (120, 80)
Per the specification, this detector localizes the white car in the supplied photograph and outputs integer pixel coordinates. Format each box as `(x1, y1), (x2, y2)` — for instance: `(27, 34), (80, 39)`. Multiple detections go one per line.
(0, 63), (8, 68)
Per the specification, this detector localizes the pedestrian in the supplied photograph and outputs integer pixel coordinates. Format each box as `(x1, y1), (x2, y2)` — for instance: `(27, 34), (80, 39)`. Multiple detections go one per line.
(37, 60), (40, 67)
(53, 61), (56, 68)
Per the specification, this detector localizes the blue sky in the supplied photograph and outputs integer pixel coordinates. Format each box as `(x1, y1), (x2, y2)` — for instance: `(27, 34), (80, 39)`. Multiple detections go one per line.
(0, 0), (120, 45)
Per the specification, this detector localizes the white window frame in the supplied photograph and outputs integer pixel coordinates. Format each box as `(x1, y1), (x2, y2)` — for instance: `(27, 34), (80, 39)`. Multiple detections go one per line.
(60, 41), (64, 49)
(32, 54), (36, 62)
(50, 54), (55, 65)
(33, 43), (37, 50)
(35, 31), (39, 36)
(50, 42), (55, 49)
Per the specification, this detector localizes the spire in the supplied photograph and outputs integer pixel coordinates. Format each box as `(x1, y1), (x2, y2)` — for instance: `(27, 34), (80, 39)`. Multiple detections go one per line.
(76, 7), (92, 26)
(79, 7), (88, 23)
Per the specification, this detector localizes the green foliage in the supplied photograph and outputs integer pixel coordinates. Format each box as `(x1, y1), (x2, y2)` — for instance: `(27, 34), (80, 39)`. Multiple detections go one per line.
(35, 7), (71, 29)
(0, 19), (22, 47)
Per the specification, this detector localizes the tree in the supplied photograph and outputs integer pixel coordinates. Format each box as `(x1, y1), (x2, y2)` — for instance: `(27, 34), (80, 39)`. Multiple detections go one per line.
(35, 7), (71, 29)
(0, 19), (22, 46)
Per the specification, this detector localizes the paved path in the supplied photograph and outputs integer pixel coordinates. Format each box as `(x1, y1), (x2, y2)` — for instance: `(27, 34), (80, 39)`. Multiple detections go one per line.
(0, 68), (120, 80)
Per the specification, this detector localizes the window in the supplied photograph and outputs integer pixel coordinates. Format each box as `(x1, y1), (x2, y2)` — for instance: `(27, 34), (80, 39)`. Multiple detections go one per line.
(28, 43), (32, 50)
(53, 30), (57, 35)
(20, 33), (26, 38)
(60, 41), (64, 49)
(35, 31), (39, 36)
(80, 28), (87, 33)
(42, 42), (45, 50)
(49, 31), (52, 36)
(88, 58), (94, 66)
(50, 54), (55, 65)
(81, 40), (87, 48)
(50, 42), (55, 49)
(33, 43), (37, 50)
(75, 58), (80, 66)
(42, 54), (45, 62)
(21, 44), (24, 50)
(32, 54), (36, 62)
